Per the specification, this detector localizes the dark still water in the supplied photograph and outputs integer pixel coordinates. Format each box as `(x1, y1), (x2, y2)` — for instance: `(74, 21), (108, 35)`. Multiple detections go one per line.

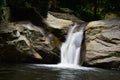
(0, 64), (120, 80)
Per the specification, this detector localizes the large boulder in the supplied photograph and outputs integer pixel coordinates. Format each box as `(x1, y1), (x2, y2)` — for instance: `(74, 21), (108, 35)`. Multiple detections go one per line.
(46, 12), (75, 42)
(0, 11), (78, 63)
(0, 22), (59, 63)
(85, 18), (120, 69)
(47, 13), (73, 29)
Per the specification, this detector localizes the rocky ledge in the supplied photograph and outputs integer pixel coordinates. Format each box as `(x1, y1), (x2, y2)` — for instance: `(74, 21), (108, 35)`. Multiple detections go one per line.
(0, 22), (60, 63)
(0, 12), (75, 63)
(85, 18), (120, 69)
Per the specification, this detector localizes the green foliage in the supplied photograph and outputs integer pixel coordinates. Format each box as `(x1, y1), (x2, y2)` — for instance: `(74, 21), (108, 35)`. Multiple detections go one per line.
(7, 0), (31, 8)
(112, 51), (120, 57)
(7, 0), (49, 18)
(25, 2), (32, 8)
(0, 0), (119, 23)
(74, 6), (102, 21)
(52, 38), (61, 48)
(56, 0), (120, 21)
(0, 0), (6, 7)
(58, 8), (73, 13)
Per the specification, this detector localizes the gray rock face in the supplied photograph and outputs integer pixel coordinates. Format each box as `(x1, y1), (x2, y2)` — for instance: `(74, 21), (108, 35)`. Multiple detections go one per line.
(85, 18), (120, 69)
(0, 22), (59, 63)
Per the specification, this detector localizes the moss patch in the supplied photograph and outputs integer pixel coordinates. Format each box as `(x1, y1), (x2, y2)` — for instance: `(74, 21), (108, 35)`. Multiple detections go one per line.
(52, 38), (61, 48)
(112, 51), (120, 57)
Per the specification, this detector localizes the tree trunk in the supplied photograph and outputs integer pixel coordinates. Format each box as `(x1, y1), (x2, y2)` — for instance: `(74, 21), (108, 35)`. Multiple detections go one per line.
(0, 0), (9, 24)
(0, 7), (9, 23)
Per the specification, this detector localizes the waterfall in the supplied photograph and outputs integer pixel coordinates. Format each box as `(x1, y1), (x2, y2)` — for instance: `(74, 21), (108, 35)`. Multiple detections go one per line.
(60, 24), (84, 66)
(34, 23), (93, 69)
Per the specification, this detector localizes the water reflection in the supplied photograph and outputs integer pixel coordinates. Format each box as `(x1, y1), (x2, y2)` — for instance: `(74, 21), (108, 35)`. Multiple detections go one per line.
(0, 64), (120, 80)
(58, 70), (76, 80)
(55, 67), (120, 80)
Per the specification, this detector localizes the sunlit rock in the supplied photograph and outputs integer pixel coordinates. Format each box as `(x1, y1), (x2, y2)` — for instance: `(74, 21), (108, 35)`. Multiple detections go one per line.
(47, 13), (73, 29)
(85, 18), (120, 69)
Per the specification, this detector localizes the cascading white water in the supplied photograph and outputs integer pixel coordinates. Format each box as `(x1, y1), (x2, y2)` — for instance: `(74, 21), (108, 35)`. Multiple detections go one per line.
(60, 24), (84, 66)
(34, 23), (94, 69)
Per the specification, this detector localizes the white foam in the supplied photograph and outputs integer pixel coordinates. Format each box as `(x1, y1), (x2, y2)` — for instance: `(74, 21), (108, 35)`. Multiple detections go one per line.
(31, 24), (95, 70)
(60, 23), (84, 65)
(32, 64), (95, 70)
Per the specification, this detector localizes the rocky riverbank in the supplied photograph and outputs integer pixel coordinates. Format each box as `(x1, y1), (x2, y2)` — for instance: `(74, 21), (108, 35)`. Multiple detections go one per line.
(0, 12), (74, 63)
(0, 11), (120, 70)
(85, 18), (120, 69)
